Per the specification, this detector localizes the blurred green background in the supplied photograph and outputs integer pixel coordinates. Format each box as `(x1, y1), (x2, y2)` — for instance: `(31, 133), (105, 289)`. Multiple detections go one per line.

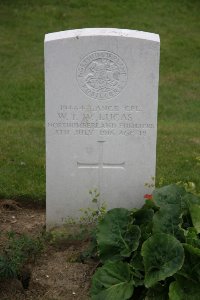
(0, 0), (199, 202)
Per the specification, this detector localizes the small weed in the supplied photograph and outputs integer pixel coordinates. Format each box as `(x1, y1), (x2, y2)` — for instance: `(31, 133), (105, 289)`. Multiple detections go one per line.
(67, 189), (107, 227)
(78, 189), (107, 225)
(0, 231), (44, 285)
(49, 190), (106, 260)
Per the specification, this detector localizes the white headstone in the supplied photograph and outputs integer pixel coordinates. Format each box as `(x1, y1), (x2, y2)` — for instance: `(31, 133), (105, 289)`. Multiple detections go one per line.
(45, 28), (160, 228)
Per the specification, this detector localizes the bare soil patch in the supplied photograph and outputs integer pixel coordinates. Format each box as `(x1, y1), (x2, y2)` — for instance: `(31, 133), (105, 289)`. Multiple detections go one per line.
(0, 200), (96, 299)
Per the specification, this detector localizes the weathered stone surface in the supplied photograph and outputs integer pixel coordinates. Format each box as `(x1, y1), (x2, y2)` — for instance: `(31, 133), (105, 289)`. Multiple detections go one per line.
(45, 28), (160, 228)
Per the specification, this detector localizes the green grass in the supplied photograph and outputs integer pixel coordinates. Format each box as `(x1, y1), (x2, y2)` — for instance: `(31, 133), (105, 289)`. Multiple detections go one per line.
(0, 0), (200, 201)
(0, 121), (45, 201)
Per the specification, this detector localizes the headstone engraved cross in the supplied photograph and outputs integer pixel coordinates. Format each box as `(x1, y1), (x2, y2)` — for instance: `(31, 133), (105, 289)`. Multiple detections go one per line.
(45, 28), (160, 228)
(77, 141), (125, 199)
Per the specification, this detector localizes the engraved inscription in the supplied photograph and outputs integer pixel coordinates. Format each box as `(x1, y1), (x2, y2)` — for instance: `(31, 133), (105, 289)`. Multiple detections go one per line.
(77, 51), (128, 100)
(47, 104), (155, 137)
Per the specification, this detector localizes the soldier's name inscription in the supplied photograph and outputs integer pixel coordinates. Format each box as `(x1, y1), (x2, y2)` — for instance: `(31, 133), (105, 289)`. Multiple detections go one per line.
(47, 104), (154, 136)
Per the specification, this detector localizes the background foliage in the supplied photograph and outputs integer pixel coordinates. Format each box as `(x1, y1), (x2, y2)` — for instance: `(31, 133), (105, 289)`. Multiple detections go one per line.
(0, 0), (200, 201)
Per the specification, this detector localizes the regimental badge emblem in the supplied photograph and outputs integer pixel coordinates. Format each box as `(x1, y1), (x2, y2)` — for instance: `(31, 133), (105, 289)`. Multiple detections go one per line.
(77, 51), (128, 100)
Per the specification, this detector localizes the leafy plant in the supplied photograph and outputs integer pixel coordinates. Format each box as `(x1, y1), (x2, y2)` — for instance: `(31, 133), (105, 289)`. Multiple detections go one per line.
(0, 232), (43, 282)
(90, 184), (200, 299)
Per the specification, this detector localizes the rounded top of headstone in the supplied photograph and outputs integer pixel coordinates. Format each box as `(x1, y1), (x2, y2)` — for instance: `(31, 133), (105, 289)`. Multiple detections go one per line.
(45, 28), (160, 43)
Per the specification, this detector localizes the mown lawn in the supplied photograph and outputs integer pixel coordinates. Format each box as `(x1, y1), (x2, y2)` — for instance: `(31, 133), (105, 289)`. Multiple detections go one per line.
(0, 0), (200, 201)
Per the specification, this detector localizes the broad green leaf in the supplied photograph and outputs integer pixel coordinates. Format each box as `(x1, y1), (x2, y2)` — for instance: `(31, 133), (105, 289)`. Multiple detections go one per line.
(169, 279), (200, 300)
(168, 281), (183, 300)
(153, 207), (184, 241)
(141, 233), (184, 288)
(91, 261), (134, 300)
(189, 203), (200, 233)
(152, 184), (186, 210)
(120, 224), (141, 257)
(96, 208), (140, 262)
